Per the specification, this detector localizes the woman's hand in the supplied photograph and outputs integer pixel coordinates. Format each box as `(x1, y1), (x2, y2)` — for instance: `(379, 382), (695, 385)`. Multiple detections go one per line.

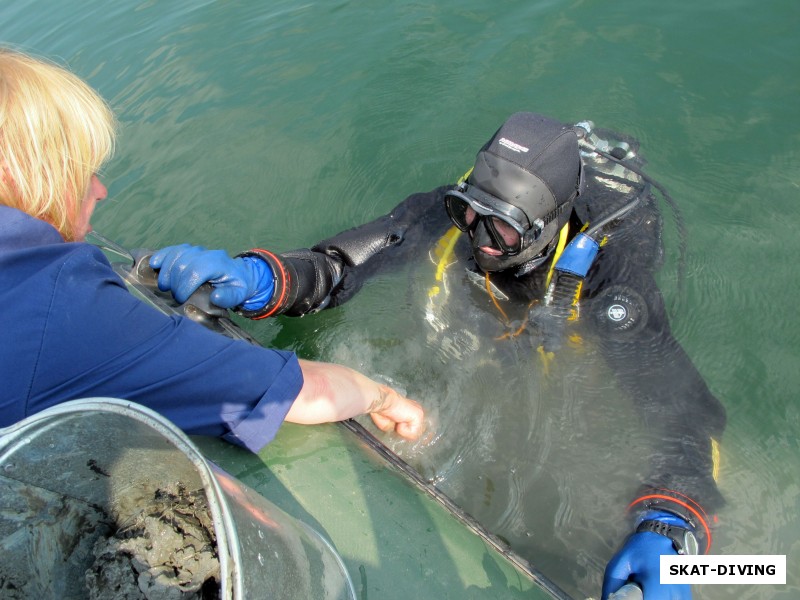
(287, 359), (425, 440)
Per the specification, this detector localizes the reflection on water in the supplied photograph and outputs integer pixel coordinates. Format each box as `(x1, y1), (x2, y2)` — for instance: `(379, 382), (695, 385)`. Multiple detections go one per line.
(331, 263), (670, 598)
(4, 0), (799, 598)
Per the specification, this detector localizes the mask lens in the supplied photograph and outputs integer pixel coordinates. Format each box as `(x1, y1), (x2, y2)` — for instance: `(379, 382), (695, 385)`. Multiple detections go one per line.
(489, 217), (521, 250)
(464, 206), (477, 227)
(445, 196), (476, 231)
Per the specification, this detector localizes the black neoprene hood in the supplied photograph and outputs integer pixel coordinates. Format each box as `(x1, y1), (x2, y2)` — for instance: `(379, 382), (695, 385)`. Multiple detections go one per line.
(468, 112), (582, 271)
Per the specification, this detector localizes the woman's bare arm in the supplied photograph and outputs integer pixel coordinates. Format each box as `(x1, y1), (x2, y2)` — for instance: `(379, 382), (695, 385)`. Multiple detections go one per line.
(285, 359), (425, 440)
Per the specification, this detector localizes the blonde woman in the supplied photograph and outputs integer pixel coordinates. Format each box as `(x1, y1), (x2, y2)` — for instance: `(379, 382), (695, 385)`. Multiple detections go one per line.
(0, 47), (424, 448)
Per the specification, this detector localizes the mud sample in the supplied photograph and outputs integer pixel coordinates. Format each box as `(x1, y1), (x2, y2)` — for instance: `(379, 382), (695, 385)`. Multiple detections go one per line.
(0, 474), (113, 600)
(85, 485), (221, 600)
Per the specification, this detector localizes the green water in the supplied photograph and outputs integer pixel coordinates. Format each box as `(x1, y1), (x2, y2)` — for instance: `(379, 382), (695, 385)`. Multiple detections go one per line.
(4, 1), (798, 598)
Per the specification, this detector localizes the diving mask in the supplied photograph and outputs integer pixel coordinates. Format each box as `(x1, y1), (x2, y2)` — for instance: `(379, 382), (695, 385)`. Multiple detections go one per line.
(444, 183), (545, 255)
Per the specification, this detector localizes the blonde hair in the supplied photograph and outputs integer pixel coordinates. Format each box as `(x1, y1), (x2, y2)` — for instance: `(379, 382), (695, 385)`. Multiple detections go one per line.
(0, 47), (116, 241)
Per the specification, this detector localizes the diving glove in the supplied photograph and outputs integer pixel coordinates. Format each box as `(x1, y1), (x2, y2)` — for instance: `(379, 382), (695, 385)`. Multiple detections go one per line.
(602, 511), (695, 600)
(233, 248), (341, 319)
(149, 244), (274, 311)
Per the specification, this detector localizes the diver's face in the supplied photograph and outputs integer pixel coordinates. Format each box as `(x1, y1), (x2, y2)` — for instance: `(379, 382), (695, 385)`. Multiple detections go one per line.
(470, 218), (558, 274)
(443, 182), (560, 273)
(470, 219), (515, 272)
(446, 191), (529, 257)
(461, 206), (521, 257)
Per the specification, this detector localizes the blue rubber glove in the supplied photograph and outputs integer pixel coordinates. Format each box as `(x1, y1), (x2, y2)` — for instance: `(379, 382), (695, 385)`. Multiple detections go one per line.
(149, 244), (274, 310)
(602, 512), (693, 600)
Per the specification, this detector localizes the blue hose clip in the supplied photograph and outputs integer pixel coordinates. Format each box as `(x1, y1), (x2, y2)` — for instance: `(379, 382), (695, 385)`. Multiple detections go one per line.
(555, 233), (599, 278)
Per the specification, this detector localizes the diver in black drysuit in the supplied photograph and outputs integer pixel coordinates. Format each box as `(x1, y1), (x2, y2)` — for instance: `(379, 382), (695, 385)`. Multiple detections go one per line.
(151, 113), (726, 600)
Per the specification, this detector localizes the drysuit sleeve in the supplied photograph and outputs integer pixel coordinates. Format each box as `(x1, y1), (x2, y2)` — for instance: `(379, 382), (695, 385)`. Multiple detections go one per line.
(237, 186), (453, 319)
(584, 262), (726, 551)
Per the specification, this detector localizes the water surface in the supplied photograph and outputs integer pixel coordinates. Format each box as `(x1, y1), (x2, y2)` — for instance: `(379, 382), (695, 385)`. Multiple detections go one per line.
(4, 1), (798, 598)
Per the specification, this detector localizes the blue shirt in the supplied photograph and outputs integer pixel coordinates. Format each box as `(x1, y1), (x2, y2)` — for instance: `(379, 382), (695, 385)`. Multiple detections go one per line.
(0, 206), (303, 452)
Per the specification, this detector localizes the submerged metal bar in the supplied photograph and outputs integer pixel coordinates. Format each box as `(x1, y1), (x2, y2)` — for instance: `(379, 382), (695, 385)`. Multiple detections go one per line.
(339, 419), (575, 600)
